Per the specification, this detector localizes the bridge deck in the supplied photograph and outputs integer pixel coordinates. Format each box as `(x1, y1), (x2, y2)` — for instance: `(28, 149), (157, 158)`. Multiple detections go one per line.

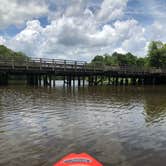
(0, 58), (165, 76)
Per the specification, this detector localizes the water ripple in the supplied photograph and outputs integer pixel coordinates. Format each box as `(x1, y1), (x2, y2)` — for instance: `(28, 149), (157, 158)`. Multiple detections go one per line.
(0, 85), (166, 166)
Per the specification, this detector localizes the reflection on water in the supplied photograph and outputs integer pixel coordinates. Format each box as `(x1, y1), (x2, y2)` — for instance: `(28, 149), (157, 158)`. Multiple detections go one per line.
(0, 85), (166, 166)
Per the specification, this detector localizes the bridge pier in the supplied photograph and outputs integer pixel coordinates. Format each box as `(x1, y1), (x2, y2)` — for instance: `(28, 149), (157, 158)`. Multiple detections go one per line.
(38, 74), (42, 86)
(82, 76), (85, 87)
(44, 75), (47, 86)
(138, 78), (142, 85)
(88, 76), (91, 86)
(101, 76), (104, 86)
(78, 76), (81, 86)
(30, 75), (34, 85)
(108, 76), (111, 85)
(24, 73), (166, 87)
(115, 77), (118, 86)
(34, 75), (38, 86)
(63, 76), (66, 86)
(131, 78), (136, 85)
(0, 73), (8, 85)
(53, 76), (56, 87)
(48, 75), (52, 86)
(125, 78), (129, 85)
(120, 78), (124, 85)
(67, 76), (72, 87)
(94, 75), (98, 85)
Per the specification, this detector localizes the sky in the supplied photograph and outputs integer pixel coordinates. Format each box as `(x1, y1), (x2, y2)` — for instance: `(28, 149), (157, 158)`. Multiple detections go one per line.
(0, 0), (166, 61)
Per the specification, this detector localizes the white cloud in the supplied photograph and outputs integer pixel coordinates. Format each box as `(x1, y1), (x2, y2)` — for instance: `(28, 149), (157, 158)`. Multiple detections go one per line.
(0, 0), (152, 61)
(9, 20), (44, 57)
(0, 36), (6, 45)
(0, 0), (48, 28)
(146, 21), (166, 42)
(6, 17), (146, 61)
(97, 0), (128, 22)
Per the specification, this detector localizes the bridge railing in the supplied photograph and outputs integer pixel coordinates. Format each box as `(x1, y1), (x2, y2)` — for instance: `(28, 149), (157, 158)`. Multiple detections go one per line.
(0, 58), (166, 74)
(0, 58), (88, 70)
(103, 65), (166, 74)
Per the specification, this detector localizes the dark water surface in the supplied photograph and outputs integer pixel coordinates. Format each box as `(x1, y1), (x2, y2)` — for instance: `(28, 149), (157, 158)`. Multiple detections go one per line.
(0, 85), (166, 166)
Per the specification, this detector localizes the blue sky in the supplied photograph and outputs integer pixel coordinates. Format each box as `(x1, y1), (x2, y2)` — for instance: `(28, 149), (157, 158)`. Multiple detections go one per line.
(0, 0), (166, 61)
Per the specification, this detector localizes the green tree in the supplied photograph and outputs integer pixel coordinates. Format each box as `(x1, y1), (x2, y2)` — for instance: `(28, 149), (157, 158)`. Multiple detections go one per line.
(92, 55), (104, 63)
(0, 45), (29, 61)
(147, 41), (164, 68)
(136, 57), (147, 67)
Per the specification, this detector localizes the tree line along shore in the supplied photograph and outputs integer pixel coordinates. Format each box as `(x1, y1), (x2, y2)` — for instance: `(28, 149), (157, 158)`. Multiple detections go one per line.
(0, 41), (166, 69)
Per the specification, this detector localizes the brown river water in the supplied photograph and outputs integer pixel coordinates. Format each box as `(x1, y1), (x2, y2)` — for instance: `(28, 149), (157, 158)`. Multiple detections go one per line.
(0, 84), (166, 166)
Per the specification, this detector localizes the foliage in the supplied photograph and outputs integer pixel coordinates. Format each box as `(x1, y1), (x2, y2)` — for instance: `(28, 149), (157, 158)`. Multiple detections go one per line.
(91, 52), (141, 67)
(0, 45), (29, 61)
(147, 41), (166, 68)
(91, 41), (166, 68)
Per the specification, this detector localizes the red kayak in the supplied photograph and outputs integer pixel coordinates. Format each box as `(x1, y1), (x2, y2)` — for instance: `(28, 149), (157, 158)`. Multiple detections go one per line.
(53, 153), (103, 166)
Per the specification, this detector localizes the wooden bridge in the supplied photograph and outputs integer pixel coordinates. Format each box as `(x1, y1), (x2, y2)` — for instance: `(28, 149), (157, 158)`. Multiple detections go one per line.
(0, 58), (166, 86)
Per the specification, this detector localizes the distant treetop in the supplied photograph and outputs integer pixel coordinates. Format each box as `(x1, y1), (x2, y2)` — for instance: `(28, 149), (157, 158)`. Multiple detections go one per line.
(91, 41), (166, 68)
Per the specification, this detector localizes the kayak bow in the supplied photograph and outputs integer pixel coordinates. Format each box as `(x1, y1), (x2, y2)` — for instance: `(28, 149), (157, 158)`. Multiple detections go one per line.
(53, 153), (103, 166)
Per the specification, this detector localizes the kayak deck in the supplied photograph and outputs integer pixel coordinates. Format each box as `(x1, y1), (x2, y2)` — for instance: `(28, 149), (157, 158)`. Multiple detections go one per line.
(53, 153), (103, 166)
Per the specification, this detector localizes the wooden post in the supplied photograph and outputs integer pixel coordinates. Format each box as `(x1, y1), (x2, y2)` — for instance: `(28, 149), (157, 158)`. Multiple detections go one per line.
(63, 76), (66, 86)
(75, 61), (77, 72)
(44, 75), (47, 86)
(82, 76), (85, 87)
(131, 78), (136, 85)
(125, 78), (129, 85)
(69, 76), (71, 87)
(120, 78), (124, 85)
(12, 58), (15, 69)
(39, 74), (41, 86)
(0, 74), (1, 85)
(94, 75), (98, 85)
(3, 73), (8, 85)
(73, 76), (75, 87)
(52, 59), (55, 71)
(53, 75), (56, 87)
(49, 75), (52, 87)
(84, 62), (86, 72)
(40, 58), (42, 70)
(67, 76), (71, 87)
(26, 58), (29, 70)
(115, 77), (118, 86)
(78, 76), (81, 86)
(108, 76), (111, 85)
(64, 60), (66, 71)
(101, 76), (104, 86)
(93, 64), (95, 72)
(112, 77), (115, 85)
(138, 78), (142, 85)
(88, 76), (91, 86)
